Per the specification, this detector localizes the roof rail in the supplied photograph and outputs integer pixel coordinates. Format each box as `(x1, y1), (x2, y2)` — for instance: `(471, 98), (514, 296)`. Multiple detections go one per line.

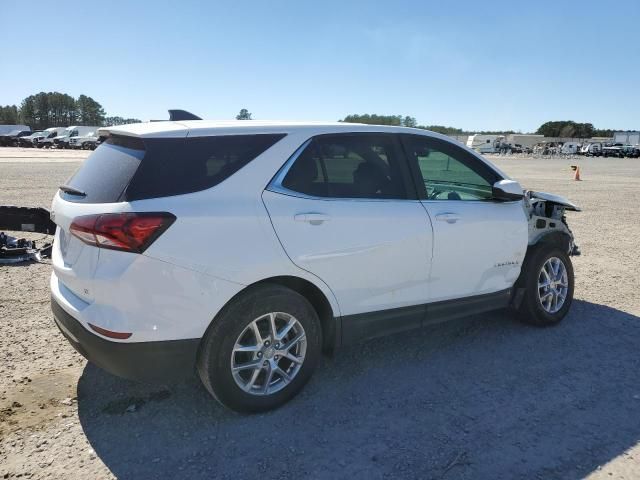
(168, 109), (202, 121)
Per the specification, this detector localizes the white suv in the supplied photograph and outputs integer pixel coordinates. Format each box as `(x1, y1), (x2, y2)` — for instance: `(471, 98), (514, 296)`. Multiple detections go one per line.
(50, 120), (580, 412)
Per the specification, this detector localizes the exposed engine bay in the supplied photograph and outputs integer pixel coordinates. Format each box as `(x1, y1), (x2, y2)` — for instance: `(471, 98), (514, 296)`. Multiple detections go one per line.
(524, 191), (580, 255)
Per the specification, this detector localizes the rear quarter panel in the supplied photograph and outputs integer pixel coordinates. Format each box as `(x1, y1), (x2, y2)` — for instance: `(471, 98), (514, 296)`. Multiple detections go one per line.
(139, 131), (342, 318)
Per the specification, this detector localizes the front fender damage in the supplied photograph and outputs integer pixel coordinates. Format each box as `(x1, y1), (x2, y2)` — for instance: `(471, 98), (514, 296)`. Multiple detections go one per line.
(524, 191), (581, 256)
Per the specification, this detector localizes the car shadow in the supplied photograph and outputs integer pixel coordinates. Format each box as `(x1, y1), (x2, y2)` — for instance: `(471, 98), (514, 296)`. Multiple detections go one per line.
(77, 300), (640, 479)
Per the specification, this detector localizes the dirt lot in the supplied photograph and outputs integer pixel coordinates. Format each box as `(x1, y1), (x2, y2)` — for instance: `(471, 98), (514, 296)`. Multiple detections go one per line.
(1, 146), (639, 479)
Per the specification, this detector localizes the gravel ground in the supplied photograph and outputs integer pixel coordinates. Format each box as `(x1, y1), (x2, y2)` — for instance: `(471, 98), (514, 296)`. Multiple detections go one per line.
(1, 147), (639, 479)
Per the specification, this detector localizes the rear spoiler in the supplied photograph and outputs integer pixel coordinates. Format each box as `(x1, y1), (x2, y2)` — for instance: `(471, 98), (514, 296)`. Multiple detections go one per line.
(168, 109), (202, 121)
(97, 109), (202, 139)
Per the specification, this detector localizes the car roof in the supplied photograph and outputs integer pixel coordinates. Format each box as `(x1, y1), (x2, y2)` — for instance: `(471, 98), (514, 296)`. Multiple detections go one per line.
(96, 120), (511, 180)
(98, 120), (442, 139)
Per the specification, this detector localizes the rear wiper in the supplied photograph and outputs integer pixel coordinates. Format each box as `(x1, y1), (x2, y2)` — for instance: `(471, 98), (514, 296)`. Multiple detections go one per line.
(59, 184), (86, 197)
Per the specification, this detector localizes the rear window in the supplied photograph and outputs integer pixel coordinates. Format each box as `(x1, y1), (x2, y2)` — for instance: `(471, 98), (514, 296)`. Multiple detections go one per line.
(62, 133), (286, 203)
(62, 136), (144, 203)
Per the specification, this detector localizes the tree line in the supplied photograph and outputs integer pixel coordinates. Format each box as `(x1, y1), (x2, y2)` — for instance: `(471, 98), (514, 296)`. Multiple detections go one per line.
(535, 120), (617, 138)
(340, 113), (621, 138)
(339, 113), (513, 136)
(1, 102), (624, 138)
(0, 92), (141, 130)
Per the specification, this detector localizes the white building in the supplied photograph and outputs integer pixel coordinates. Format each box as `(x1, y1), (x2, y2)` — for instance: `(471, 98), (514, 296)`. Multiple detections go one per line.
(613, 131), (640, 145)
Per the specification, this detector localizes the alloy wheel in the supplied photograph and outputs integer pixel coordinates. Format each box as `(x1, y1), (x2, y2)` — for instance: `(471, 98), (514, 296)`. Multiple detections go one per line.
(537, 256), (569, 314)
(230, 312), (307, 395)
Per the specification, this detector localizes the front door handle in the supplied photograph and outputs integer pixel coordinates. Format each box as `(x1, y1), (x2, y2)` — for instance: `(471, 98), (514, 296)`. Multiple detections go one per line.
(294, 213), (330, 225)
(435, 213), (460, 224)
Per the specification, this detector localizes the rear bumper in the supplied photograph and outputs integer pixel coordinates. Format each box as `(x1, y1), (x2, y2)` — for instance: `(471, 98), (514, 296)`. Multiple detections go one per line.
(51, 297), (199, 381)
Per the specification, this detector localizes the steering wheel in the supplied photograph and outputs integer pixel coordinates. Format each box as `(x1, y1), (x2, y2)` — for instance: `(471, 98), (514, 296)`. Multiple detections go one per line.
(428, 189), (461, 200)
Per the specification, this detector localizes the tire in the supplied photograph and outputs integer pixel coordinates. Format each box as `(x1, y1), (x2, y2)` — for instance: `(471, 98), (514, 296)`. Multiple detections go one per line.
(197, 284), (322, 413)
(516, 244), (574, 326)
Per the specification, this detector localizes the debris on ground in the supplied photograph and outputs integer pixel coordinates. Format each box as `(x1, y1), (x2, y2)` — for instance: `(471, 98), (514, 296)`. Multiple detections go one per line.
(0, 205), (55, 264)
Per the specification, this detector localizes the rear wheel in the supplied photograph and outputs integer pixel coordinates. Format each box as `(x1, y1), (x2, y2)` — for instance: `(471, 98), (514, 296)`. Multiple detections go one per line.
(516, 244), (574, 326)
(197, 284), (322, 413)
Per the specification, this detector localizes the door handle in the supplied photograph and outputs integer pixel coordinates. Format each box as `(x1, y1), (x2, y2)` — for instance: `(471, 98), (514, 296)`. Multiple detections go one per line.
(435, 213), (460, 224)
(294, 213), (330, 225)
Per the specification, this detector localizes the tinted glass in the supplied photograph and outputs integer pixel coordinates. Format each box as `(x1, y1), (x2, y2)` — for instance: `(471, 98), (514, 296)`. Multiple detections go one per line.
(63, 134), (285, 203)
(282, 134), (410, 199)
(126, 134), (285, 200)
(402, 135), (498, 201)
(62, 135), (144, 203)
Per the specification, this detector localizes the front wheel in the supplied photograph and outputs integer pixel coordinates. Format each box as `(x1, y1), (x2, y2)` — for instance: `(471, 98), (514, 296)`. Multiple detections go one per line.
(516, 245), (574, 326)
(197, 284), (322, 413)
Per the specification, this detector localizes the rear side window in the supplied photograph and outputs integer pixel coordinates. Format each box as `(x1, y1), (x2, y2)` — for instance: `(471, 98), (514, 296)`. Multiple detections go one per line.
(281, 134), (412, 199)
(126, 134), (285, 200)
(62, 134), (285, 203)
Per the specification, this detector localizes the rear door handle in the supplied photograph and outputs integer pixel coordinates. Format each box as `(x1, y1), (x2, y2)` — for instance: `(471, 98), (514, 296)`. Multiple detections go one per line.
(294, 213), (330, 225)
(435, 213), (460, 224)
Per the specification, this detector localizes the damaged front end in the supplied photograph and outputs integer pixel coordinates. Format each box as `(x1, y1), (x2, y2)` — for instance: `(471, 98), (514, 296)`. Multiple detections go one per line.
(524, 191), (580, 256)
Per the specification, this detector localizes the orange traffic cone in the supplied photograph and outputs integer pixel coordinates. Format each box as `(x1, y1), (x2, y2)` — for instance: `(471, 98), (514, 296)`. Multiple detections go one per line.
(574, 166), (581, 181)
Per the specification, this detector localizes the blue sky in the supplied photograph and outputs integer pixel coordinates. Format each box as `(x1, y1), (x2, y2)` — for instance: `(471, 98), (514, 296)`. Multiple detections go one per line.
(2, 0), (639, 132)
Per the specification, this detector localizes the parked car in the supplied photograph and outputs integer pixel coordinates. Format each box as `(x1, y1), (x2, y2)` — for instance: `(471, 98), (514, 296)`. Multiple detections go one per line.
(622, 145), (640, 158)
(53, 126), (101, 149)
(0, 129), (33, 146)
(497, 143), (522, 154)
(602, 143), (625, 157)
(68, 131), (98, 150)
(35, 127), (69, 148)
(17, 130), (45, 147)
(50, 120), (580, 412)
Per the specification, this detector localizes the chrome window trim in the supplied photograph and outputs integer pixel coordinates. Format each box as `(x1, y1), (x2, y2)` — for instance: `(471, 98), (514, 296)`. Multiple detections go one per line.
(268, 138), (312, 192)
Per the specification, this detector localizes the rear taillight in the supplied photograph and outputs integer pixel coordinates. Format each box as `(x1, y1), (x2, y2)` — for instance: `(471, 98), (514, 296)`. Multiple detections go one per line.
(70, 212), (176, 253)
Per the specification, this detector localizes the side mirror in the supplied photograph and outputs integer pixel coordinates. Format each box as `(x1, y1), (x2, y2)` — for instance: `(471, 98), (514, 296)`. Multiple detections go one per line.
(492, 179), (524, 201)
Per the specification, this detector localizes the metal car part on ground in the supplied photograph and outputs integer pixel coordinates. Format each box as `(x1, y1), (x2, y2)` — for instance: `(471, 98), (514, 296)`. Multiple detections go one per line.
(0, 206), (55, 264)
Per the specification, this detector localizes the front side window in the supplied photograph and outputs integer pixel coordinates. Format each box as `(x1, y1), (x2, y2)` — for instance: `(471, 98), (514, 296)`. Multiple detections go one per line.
(281, 134), (411, 199)
(401, 135), (498, 201)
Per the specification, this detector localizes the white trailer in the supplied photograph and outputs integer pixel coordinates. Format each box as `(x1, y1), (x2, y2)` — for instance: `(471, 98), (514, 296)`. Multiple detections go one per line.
(561, 142), (581, 154)
(580, 143), (602, 156)
(466, 134), (506, 153)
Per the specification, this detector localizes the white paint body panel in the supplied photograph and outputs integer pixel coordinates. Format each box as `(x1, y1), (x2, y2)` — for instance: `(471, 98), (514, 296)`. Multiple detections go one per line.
(421, 200), (528, 301)
(50, 121), (537, 345)
(262, 191), (433, 315)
